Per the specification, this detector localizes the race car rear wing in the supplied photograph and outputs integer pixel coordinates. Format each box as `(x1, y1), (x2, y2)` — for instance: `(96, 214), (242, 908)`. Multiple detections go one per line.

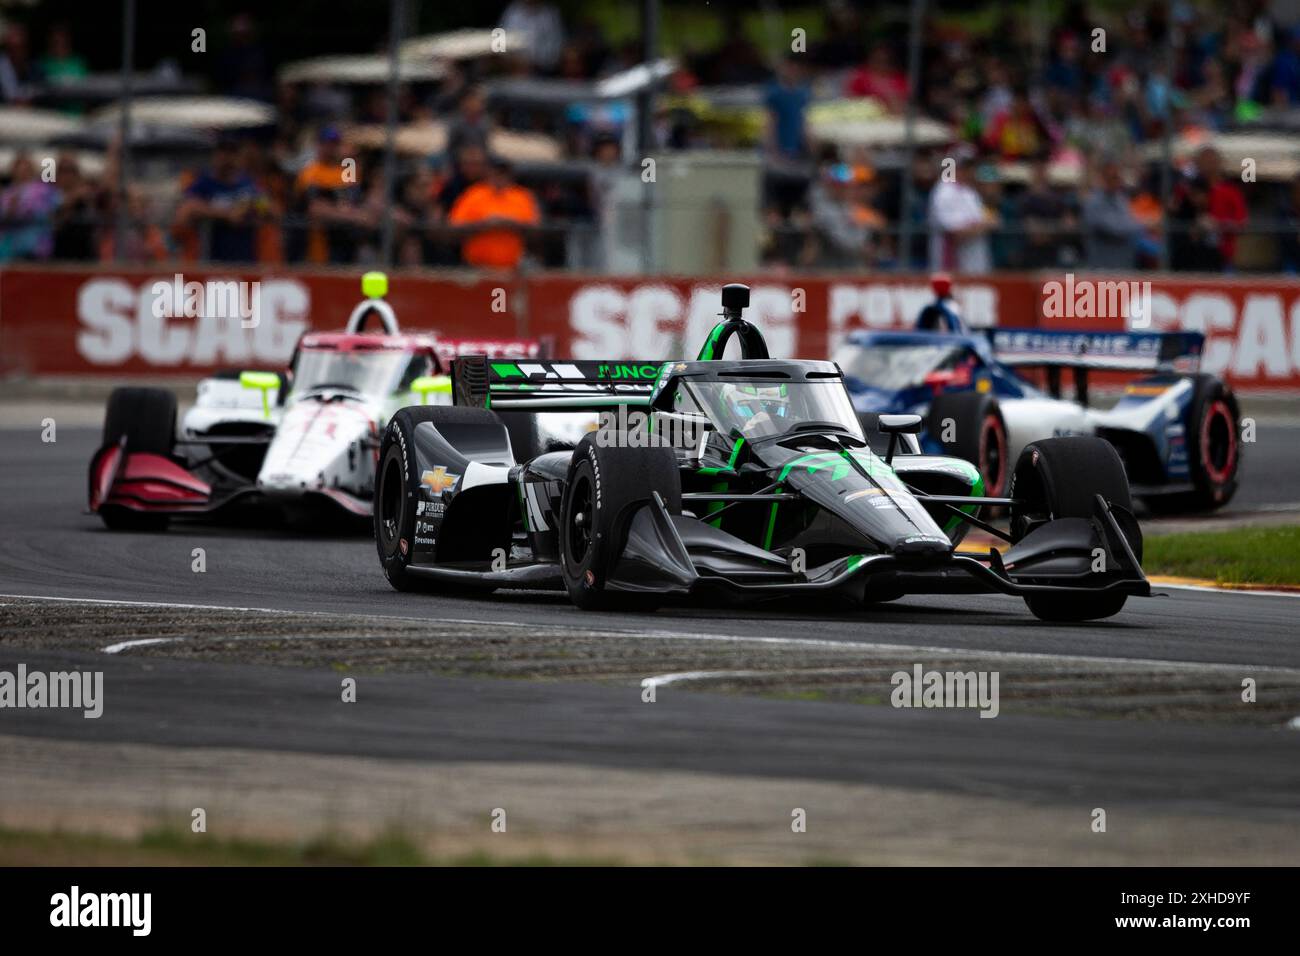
(989, 329), (1204, 406)
(451, 355), (659, 411)
(990, 329), (1204, 372)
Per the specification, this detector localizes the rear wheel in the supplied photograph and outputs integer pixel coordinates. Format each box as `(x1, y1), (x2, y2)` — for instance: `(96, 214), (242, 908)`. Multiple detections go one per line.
(374, 404), (502, 593)
(559, 436), (680, 611)
(1008, 436), (1138, 622)
(99, 387), (177, 531)
(927, 392), (1009, 497)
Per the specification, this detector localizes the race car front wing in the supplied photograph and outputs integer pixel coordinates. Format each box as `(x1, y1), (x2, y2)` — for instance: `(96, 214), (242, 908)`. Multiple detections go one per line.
(603, 490), (1150, 604)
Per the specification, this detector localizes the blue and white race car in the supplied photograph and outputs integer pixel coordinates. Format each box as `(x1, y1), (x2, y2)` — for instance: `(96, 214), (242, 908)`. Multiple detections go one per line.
(835, 276), (1241, 512)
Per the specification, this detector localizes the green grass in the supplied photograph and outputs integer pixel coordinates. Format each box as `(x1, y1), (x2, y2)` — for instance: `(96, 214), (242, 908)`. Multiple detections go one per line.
(1142, 525), (1300, 586)
(0, 825), (622, 867)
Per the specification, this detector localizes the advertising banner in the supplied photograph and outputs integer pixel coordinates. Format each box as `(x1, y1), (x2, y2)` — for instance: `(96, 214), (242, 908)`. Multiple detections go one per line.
(3, 265), (1298, 390)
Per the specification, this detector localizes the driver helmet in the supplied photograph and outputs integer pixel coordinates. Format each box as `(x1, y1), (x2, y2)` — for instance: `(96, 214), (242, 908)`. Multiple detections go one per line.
(722, 383), (791, 426)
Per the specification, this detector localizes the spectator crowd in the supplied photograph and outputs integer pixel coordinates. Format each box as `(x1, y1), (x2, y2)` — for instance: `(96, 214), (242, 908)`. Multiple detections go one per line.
(2, 2), (1299, 274)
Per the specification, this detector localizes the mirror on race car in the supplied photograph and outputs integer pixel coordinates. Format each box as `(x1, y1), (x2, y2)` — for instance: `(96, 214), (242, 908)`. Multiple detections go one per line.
(409, 375), (452, 405)
(877, 414), (923, 434)
(878, 413), (922, 465)
(239, 370), (281, 419)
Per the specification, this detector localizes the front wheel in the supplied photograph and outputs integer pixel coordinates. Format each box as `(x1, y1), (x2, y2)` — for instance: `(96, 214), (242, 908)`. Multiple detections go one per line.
(98, 387), (177, 532)
(559, 436), (680, 611)
(1008, 436), (1138, 622)
(374, 404), (502, 594)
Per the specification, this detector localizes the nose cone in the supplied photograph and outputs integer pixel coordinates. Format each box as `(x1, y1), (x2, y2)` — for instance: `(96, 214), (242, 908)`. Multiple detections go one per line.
(257, 399), (372, 496)
(891, 533), (953, 564)
(774, 447), (952, 556)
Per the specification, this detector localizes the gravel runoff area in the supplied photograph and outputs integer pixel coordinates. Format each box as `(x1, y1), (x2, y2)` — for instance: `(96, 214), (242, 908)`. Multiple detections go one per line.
(4, 599), (1299, 865)
(4, 598), (1297, 726)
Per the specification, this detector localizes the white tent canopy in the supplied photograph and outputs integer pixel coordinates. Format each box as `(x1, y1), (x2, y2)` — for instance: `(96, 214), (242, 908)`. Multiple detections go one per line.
(344, 120), (561, 162)
(0, 106), (85, 143)
(401, 28), (528, 61)
(809, 100), (954, 148)
(279, 54), (448, 85)
(1140, 130), (1300, 180)
(91, 96), (276, 130)
(0, 147), (107, 177)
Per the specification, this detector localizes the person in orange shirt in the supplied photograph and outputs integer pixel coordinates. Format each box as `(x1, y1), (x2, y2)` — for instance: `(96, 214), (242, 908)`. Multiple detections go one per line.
(447, 157), (540, 269)
(293, 127), (373, 263)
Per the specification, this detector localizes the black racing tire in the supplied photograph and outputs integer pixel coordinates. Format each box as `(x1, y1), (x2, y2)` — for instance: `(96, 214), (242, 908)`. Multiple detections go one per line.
(374, 404), (502, 594)
(103, 386), (176, 455)
(1145, 374), (1240, 514)
(498, 410), (543, 463)
(1008, 436), (1137, 622)
(100, 508), (171, 532)
(927, 391), (1009, 497)
(99, 387), (177, 531)
(1023, 592), (1128, 623)
(559, 435), (681, 611)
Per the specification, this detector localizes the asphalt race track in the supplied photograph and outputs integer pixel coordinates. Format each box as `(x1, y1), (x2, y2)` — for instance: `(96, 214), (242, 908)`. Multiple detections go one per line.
(2, 424), (1299, 863)
(4, 426), (1298, 663)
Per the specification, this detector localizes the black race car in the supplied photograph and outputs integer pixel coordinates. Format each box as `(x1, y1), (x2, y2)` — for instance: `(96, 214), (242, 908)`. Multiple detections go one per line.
(374, 284), (1149, 621)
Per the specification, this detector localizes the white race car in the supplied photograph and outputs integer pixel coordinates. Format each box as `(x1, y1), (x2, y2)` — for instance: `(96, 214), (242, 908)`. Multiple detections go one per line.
(88, 272), (560, 530)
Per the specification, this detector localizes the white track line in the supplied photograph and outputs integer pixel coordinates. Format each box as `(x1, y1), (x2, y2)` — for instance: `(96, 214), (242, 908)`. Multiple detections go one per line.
(2, 591), (1297, 674)
(643, 669), (773, 690)
(102, 637), (184, 655)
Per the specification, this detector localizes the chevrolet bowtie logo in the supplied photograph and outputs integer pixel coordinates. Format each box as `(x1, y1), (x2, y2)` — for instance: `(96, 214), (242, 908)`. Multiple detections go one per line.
(421, 467), (459, 495)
